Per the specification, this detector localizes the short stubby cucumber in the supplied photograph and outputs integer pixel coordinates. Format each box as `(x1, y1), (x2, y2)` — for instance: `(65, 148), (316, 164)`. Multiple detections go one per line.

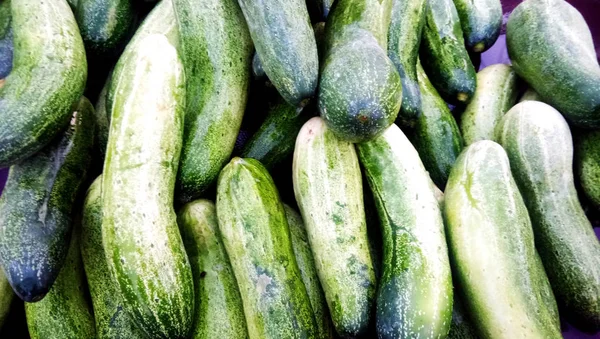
(216, 157), (317, 339)
(496, 101), (600, 331)
(576, 130), (600, 209)
(293, 117), (376, 337)
(444, 140), (562, 338)
(453, 0), (502, 52)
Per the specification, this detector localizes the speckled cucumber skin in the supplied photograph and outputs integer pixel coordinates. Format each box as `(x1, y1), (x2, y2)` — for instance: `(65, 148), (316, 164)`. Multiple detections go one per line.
(81, 177), (146, 339)
(460, 64), (518, 146)
(173, 0), (253, 202)
(518, 87), (542, 103)
(387, 0), (427, 125)
(284, 204), (335, 339)
(0, 97), (95, 302)
(447, 297), (478, 339)
(216, 158), (317, 339)
(293, 117), (376, 337)
(507, 0), (600, 128)
(443, 140), (561, 338)
(357, 124), (453, 339)
(453, 0), (501, 52)
(496, 101), (600, 331)
(238, 0), (317, 106)
(420, 0), (476, 105)
(103, 10), (194, 338)
(0, 0), (12, 79)
(576, 130), (600, 209)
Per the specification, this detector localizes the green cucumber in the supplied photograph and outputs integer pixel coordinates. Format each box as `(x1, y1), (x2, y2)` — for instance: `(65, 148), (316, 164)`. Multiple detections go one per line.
(94, 72), (111, 163)
(293, 117), (376, 337)
(443, 140), (561, 338)
(0, 0), (87, 167)
(576, 130), (600, 210)
(447, 297), (478, 339)
(496, 101), (600, 331)
(506, 0), (600, 128)
(0, 0), (12, 79)
(0, 271), (13, 330)
(453, 0), (502, 52)
(103, 14), (194, 338)
(284, 204), (335, 339)
(357, 124), (453, 338)
(0, 97), (95, 302)
(81, 177), (146, 339)
(460, 64), (518, 146)
(173, 0), (254, 202)
(216, 157), (317, 338)
(519, 87), (542, 103)
(420, 0), (476, 105)
(177, 200), (248, 339)
(67, 0), (78, 10)
(387, 0), (427, 125)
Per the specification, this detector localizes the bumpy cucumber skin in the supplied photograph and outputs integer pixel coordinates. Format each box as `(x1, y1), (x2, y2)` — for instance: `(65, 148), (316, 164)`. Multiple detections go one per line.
(0, 0), (87, 167)
(447, 297), (478, 339)
(576, 130), (600, 209)
(387, 0), (427, 125)
(293, 117), (376, 337)
(238, 0), (318, 106)
(103, 28), (194, 338)
(357, 124), (453, 339)
(177, 200), (249, 339)
(444, 140), (561, 338)
(173, 0), (253, 202)
(0, 97), (95, 302)
(460, 64), (518, 146)
(496, 101), (600, 331)
(507, 0), (600, 128)
(216, 158), (317, 339)
(453, 0), (502, 52)
(420, 0), (476, 105)
(0, 0), (12, 79)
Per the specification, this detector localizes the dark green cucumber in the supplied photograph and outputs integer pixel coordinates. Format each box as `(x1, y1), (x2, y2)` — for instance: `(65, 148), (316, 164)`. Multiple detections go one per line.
(94, 72), (111, 162)
(216, 157), (317, 338)
(496, 101), (600, 331)
(507, 0), (600, 128)
(444, 140), (561, 338)
(420, 0), (476, 105)
(576, 130), (600, 209)
(252, 52), (266, 80)
(293, 117), (376, 337)
(0, 97), (95, 302)
(0, 0), (87, 167)
(453, 0), (502, 52)
(0, 271), (13, 330)
(447, 297), (478, 339)
(177, 200), (248, 339)
(67, 0), (78, 10)
(0, 0), (12, 79)
(173, 0), (254, 202)
(357, 124), (453, 338)
(387, 0), (427, 125)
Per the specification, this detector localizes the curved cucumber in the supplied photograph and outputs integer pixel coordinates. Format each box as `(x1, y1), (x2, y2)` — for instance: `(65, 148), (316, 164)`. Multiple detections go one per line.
(293, 117), (376, 337)
(576, 130), (600, 210)
(460, 64), (518, 146)
(0, 0), (12, 79)
(496, 101), (600, 331)
(453, 0), (502, 52)
(216, 158), (317, 339)
(443, 140), (561, 338)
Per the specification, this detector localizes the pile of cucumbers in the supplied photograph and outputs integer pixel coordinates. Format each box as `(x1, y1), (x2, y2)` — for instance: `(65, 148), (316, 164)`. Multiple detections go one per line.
(0, 0), (598, 338)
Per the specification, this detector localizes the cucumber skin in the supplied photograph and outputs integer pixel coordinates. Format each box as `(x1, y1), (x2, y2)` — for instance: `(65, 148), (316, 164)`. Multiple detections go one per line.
(519, 87), (542, 103)
(293, 117), (376, 337)
(94, 73), (111, 163)
(506, 0), (600, 128)
(460, 64), (518, 146)
(0, 0), (12, 79)
(216, 158), (317, 339)
(496, 101), (600, 331)
(0, 0), (87, 167)
(447, 297), (478, 339)
(177, 200), (249, 339)
(0, 271), (12, 330)
(0, 97), (95, 302)
(444, 140), (561, 338)
(576, 130), (600, 209)
(453, 0), (502, 52)
(420, 0), (476, 105)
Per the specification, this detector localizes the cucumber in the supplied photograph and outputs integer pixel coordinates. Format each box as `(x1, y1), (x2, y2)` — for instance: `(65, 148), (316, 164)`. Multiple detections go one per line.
(293, 117), (376, 337)
(0, 0), (12, 79)
(94, 72), (111, 163)
(387, 0), (427, 125)
(506, 0), (600, 128)
(518, 87), (542, 103)
(252, 52), (266, 81)
(447, 297), (478, 339)
(177, 200), (248, 339)
(460, 64), (518, 146)
(453, 0), (502, 52)
(237, 0), (317, 107)
(420, 0), (476, 105)
(443, 140), (562, 338)
(173, 0), (254, 202)
(496, 101), (600, 331)
(0, 271), (13, 330)
(357, 124), (453, 338)
(0, 97), (95, 302)
(25, 222), (95, 339)
(216, 157), (317, 339)
(103, 21), (194, 338)
(576, 130), (600, 210)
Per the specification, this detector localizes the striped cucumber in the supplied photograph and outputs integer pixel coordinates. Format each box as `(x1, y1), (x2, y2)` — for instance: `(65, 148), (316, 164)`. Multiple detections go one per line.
(293, 117), (376, 337)
(443, 140), (561, 338)
(576, 130), (600, 210)
(453, 0), (502, 52)
(0, 0), (12, 79)
(216, 157), (317, 339)
(496, 101), (600, 331)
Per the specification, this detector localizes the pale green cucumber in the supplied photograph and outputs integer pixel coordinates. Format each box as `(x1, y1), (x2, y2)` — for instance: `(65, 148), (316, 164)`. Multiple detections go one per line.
(519, 87), (542, 103)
